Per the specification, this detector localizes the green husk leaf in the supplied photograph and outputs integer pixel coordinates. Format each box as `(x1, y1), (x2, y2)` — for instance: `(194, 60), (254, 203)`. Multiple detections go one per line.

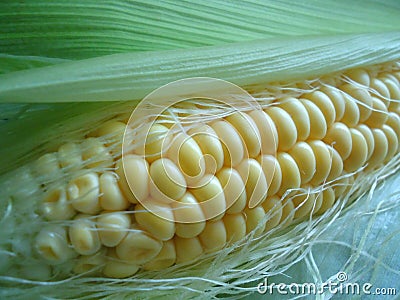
(0, 54), (70, 75)
(1, 0), (399, 62)
(0, 32), (399, 103)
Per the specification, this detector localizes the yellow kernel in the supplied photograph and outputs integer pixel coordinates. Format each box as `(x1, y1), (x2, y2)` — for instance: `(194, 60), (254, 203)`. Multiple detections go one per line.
(225, 111), (262, 158)
(198, 220), (227, 253)
(259, 155), (282, 197)
(142, 240), (176, 271)
(211, 120), (245, 167)
(116, 226), (162, 264)
(190, 175), (226, 221)
(68, 172), (101, 214)
(237, 158), (268, 208)
(302, 91), (336, 127)
(223, 213), (246, 243)
(288, 142), (316, 184)
(135, 201), (175, 241)
(35, 225), (76, 264)
(326, 146), (343, 182)
(386, 112), (400, 138)
(97, 212), (131, 247)
(69, 214), (101, 256)
(138, 123), (172, 163)
(73, 251), (106, 276)
(356, 124), (375, 160)
(278, 97), (310, 141)
(58, 142), (82, 170)
(320, 87), (346, 121)
(291, 186), (316, 219)
(174, 236), (203, 264)
(279, 199), (295, 228)
(309, 141), (332, 186)
(149, 158), (186, 203)
(345, 68), (370, 86)
(92, 120), (126, 154)
(316, 187), (336, 214)
(33, 153), (61, 181)
(343, 129), (368, 172)
(333, 174), (352, 199)
(173, 192), (205, 238)
(276, 153), (301, 197)
(103, 249), (139, 278)
(244, 206), (266, 236)
(382, 125), (398, 162)
(300, 99), (327, 140)
(381, 78), (400, 113)
(167, 133), (205, 185)
(82, 137), (113, 169)
(262, 196), (283, 232)
(41, 186), (76, 220)
(248, 110), (278, 155)
(216, 168), (246, 214)
(323, 122), (352, 160)
(341, 84), (373, 122)
(364, 97), (388, 128)
(367, 129), (389, 170)
(370, 78), (391, 107)
(188, 124), (224, 174)
(341, 90), (361, 127)
(99, 172), (129, 211)
(265, 106), (297, 151)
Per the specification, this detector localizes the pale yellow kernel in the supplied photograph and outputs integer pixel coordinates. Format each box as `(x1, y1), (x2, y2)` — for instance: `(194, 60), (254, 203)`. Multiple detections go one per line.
(291, 186), (316, 219)
(33, 153), (61, 180)
(116, 226), (162, 264)
(198, 220), (227, 253)
(135, 201), (175, 241)
(223, 213), (246, 243)
(58, 142), (82, 170)
(149, 158), (186, 203)
(188, 124), (224, 174)
(356, 125), (375, 160)
(92, 120), (126, 154)
(279, 199), (295, 228)
(345, 68), (370, 87)
(382, 125), (399, 162)
(190, 175), (226, 221)
(386, 112), (400, 139)
(370, 78), (391, 107)
(97, 212), (131, 247)
(288, 142), (316, 184)
(35, 225), (76, 264)
(309, 141), (332, 186)
(81, 137), (113, 168)
(173, 192), (205, 238)
(248, 110), (278, 155)
(73, 251), (106, 276)
(300, 99), (327, 140)
(259, 155), (282, 197)
(41, 186), (76, 220)
(265, 107), (297, 151)
(137, 123), (172, 163)
(316, 188), (335, 214)
(326, 146), (343, 182)
(302, 91), (336, 127)
(99, 172), (129, 211)
(68, 172), (101, 214)
(364, 97), (388, 128)
(323, 122), (352, 160)
(117, 155), (149, 204)
(344, 129), (368, 172)
(341, 91), (361, 127)
(276, 153), (301, 196)
(174, 236), (203, 264)
(216, 168), (246, 214)
(262, 196), (283, 232)
(367, 129), (389, 170)
(103, 249), (139, 278)
(313, 192), (323, 214)
(333, 174), (352, 199)
(244, 206), (266, 236)
(167, 133), (205, 185)
(226, 111), (262, 158)
(211, 120), (245, 167)
(341, 83), (373, 123)
(278, 97), (310, 141)
(237, 159), (268, 208)
(69, 214), (101, 256)
(381, 78), (400, 113)
(320, 87), (346, 121)
(142, 240), (176, 271)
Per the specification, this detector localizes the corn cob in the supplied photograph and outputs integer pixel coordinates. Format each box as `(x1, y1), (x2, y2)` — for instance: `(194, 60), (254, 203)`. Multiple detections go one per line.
(1, 61), (399, 281)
